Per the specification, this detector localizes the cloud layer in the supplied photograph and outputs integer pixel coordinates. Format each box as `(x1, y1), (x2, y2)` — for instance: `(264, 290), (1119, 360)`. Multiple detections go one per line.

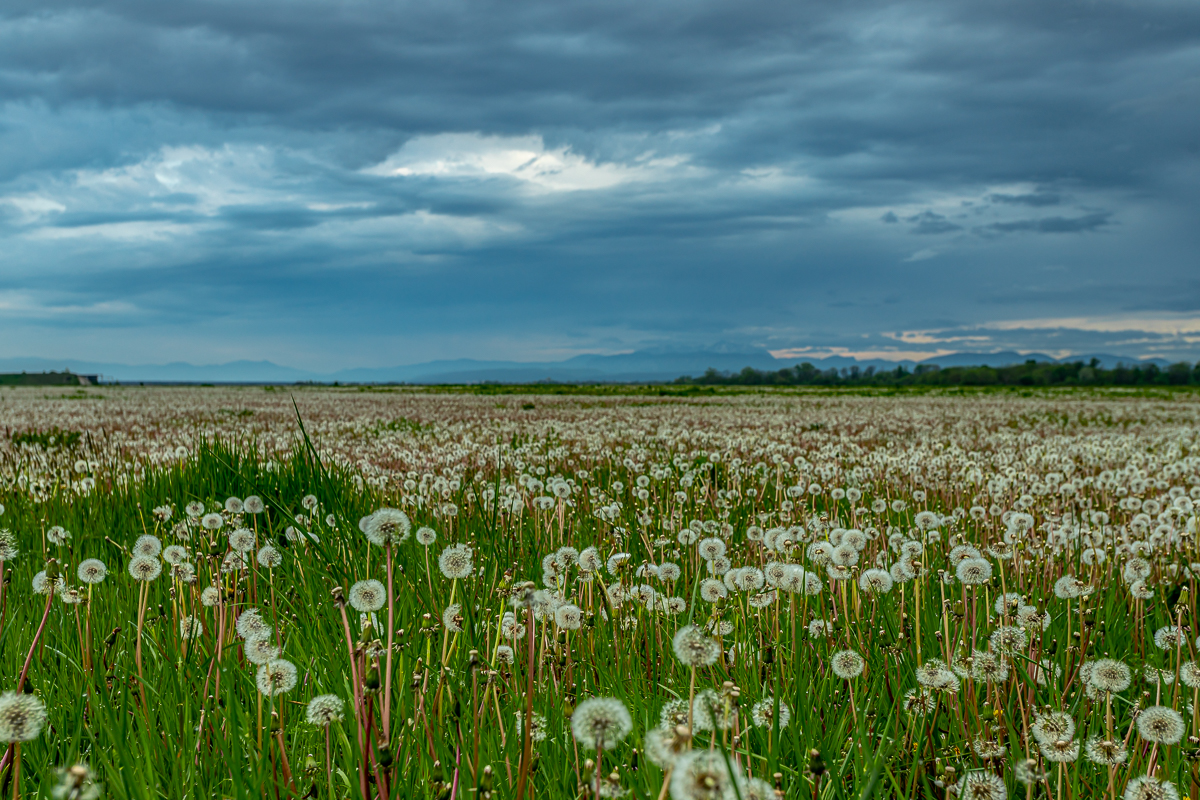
(1, 0), (1198, 369)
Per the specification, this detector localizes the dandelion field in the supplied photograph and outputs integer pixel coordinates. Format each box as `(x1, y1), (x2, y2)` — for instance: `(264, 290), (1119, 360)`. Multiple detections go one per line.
(2, 385), (1200, 799)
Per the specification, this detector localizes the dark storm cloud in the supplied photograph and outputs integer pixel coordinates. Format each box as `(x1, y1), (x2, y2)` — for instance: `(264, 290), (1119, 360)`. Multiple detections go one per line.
(984, 212), (1113, 234)
(1, 0), (1198, 368)
(989, 192), (1062, 207)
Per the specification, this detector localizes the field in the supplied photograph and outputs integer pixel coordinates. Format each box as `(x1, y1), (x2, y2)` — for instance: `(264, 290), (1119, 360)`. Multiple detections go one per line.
(1, 384), (1199, 800)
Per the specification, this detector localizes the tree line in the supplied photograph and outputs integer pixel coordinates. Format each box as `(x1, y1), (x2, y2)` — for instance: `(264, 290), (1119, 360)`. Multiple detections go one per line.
(674, 359), (1200, 387)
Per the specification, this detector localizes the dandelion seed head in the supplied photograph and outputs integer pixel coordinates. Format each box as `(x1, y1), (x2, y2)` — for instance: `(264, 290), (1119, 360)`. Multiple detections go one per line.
(830, 649), (865, 679)
(228, 528), (256, 553)
(364, 508), (411, 546)
(438, 543), (474, 579)
(348, 579), (387, 613)
(1123, 776), (1179, 800)
(989, 625), (1027, 655)
(1014, 758), (1045, 786)
(1016, 605), (1050, 630)
(245, 638), (281, 665)
(1040, 738), (1080, 763)
(0, 691), (47, 743)
(1031, 712), (1075, 745)
(1090, 659), (1132, 693)
(669, 750), (743, 800)
(127, 555), (162, 581)
(257, 544), (282, 568)
(672, 625), (721, 668)
(306, 694), (344, 725)
(957, 772), (1007, 800)
(179, 615), (202, 640)
(1154, 625), (1186, 651)
(236, 608), (272, 642)
(956, 557), (993, 585)
(645, 725), (692, 769)
(256, 659), (298, 697)
(77, 558), (107, 584)
(134, 534), (162, 558)
(750, 696), (790, 729)
(571, 697), (632, 750)
(658, 562), (682, 582)
(699, 578), (727, 603)
(1085, 736), (1128, 766)
(1136, 705), (1185, 744)
(442, 603), (463, 633)
(500, 611), (526, 640)
(970, 650), (1008, 683)
(1180, 662), (1200, 689)
(903, 689), (937, 714)
(578, 547), (603, 573)
(606, 552), (631, 575)
(858, 568), (893, 594)
(555, 603), (583, 630)
(1053, 575), (1090, 599)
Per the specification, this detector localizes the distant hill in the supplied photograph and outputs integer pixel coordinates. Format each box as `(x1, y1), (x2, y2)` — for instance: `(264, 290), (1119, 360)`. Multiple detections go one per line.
(0, 349), (1185, 385)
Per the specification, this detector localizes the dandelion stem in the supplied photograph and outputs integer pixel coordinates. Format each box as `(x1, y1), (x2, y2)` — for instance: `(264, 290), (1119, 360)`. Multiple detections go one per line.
(383, 543), (396, 742)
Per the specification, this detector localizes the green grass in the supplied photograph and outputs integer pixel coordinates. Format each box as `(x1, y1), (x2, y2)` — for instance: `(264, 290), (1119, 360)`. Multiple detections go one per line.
(0, 435), (1196, 799)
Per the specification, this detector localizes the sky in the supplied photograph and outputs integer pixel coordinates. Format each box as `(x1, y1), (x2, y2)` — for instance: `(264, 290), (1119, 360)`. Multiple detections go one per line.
(1, 0), (1199, 370)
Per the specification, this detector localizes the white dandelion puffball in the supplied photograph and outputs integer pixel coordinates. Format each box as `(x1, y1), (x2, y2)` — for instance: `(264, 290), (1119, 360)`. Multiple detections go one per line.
(77, 559), (107, 585)
(179, 615), (203, 640)
(364, 508), (411, 546)
(245, 639), (281, 665)
(1089, 659), (1132, 693)
(133, 534), (162, 558)
(644, 726), (691, 769)
(438, 543), (474, 579)
(958, 772), (1007, 800)
(442, 603), (463, 633)
(257, 545), (282, 568)
(228, 528), (256, 553)
(956, 558), (993, 585)
(162, 545), (188, 565)
(306, 694), (345, 725)
(0, 691), (47, 743)
(670, 749), (744, 800)
(555, 603), (583, 630)
(1031, 711), (1075, 745)
(348, 579), (387, 613)
(858, 568), (894, 595)
(1136, 705), (1185, 744)
(128, 556), (162, 582)
(256, 659), (298, 697)
(235, 608), (272, 642)
(571, 697), (633, 750)
(751, 696), (791, 729)
(1123, 775), (1180, 800)
(416, 526), (437, 546)
(831, 649), (865, 679)
(672, 625), (721, 668)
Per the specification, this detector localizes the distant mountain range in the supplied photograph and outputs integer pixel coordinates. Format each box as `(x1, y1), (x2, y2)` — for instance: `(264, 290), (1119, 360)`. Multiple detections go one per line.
(0, 348), (1185, 385)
